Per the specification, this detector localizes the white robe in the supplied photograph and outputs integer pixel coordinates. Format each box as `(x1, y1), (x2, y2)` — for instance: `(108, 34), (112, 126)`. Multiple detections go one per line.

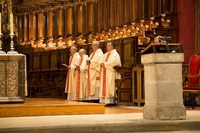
(65, 52), (79, 100)
(99, 49), (121, 104)
(86, 49), (103, 100)
(74, 56), (88, 100)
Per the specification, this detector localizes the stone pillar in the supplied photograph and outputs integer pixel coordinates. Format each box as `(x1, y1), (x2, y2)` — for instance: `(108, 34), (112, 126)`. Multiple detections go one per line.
(0, 54), (27, 103)
(142, 53), (186, 120)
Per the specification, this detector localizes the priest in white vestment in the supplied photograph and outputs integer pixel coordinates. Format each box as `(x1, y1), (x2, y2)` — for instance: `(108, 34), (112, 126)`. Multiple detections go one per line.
(74, 49), (88, 101)
(86, 41), (103, 100)
(65, 46), (80, 100)
(99, 41), (121, 104)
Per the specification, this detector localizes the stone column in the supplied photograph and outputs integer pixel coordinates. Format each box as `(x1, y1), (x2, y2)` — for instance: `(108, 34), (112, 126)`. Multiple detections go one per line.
(0, 54), (27, 103)
(142, 53), (186, 120)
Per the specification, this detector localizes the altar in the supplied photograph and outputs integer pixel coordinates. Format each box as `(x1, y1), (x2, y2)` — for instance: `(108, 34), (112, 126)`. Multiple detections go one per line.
(0, 54), (27, 103)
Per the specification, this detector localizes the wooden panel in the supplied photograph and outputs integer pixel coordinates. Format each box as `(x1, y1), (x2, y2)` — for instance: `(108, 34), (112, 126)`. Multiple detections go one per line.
(148, 0), (152, 18)
(132, 67), (145, 106)
(123, 43), (131, 66)
(28, 53), (33, 72)
(58, 9), (63, 36)
(144, 0), (148, 18)
(41, 52), (49, 71)
(140, 0), (145, 19)
(24, 13), (28, 41)
(130, 0), (139, 22)
(0, 98), (105, 117)
(77, 5), (83, 34)
(102, 0), (108, 31)
(33, 12), (36, 40)
(63, 8), (67, 37)
(154, 0), (158, 16)
(123, 0), (130, 24)
(138, 0), (142, 20)
(38, 12), (43, 38)
(87, 3), (94, 33)
(53, 10), (58, 38)
(170, 0), (177, 13)
(115, 67), (132, 104)
(33, 53), (40, 71)
(109, 0), (116, 28)
(97, 0), (103, 32)
(50, 51), (59, 70)
(66, 7), (73, 35)
(158, 0), (162, 15)
(47, 11), (53, 37)
(149, 0), (155, 17)
(115, 40), (122, 58)
(59, 49), (69, 68)
(29, 13), (33, 40)
(119, 91), (132, 102)
(43, 11), (47, 39)
(116, 0), (123, 26)
(18, 15), (24, 42)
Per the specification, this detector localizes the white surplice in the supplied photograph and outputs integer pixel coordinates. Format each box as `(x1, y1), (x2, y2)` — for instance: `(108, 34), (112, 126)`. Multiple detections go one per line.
(65, 52), (79, 100)
(86, 49), (103, 100)
(99, 49), (121, 104)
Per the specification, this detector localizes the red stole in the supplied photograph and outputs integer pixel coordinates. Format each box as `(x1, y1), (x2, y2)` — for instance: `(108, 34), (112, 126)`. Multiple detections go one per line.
(102, 53), (111, 97)
(87, 52), (96, 96)
(76, 58), (83, 99)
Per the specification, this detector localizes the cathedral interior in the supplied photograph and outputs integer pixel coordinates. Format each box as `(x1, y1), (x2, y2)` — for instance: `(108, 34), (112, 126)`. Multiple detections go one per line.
(0, 0), (200, 132)
(0, 0), (199, 104)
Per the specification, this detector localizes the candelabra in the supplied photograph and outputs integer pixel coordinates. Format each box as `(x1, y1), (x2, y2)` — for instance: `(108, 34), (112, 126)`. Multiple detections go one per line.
(0, 33), (6, 54)
(7, 32), (18, 54)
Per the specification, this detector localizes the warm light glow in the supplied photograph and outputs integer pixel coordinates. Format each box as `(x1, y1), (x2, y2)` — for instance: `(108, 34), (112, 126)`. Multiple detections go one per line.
(10, 13), (14, 33)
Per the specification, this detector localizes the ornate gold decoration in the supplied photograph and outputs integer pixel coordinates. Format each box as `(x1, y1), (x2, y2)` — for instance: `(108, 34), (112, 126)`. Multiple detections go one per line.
(6, 61), (18, 97)
(0, 62), (6, 96)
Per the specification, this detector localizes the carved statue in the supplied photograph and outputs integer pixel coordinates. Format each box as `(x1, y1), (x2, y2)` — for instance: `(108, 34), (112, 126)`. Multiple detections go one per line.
(67, 39), (75, 47)
(47, 38), (56, 48)
(57, 37), (66, 49)
(45, 38), (56, 50)
(30, 39), (37, 48)
(37, 38), (46, 48)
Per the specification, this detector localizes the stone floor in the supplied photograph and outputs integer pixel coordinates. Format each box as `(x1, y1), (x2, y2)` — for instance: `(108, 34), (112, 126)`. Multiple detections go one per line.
(1, 105), (200, 133)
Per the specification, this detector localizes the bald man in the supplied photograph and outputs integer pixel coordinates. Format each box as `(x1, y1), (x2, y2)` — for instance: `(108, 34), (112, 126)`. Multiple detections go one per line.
(86, 41), (103, 101)
(65, 46), (80, 100)
(74, 49), (88, 101)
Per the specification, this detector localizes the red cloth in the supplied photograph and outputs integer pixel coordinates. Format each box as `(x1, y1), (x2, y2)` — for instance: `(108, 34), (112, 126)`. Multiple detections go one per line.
(183, 86), (200, 90)
(188, 55), (200, 84)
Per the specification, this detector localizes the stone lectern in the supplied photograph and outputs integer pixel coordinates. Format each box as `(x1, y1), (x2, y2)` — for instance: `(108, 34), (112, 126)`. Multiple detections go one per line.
(0, 54), (27, 103)
(141, 44), (186, 120)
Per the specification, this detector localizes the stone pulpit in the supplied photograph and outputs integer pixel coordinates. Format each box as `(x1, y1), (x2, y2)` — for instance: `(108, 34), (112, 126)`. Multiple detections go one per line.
(141, 43), (186, 120)
(0, 54), (27, 103)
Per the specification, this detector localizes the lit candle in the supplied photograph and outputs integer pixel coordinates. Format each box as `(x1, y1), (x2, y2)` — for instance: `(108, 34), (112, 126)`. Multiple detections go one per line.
(0, 12), (1, 33)
(10, 13), (13, 33)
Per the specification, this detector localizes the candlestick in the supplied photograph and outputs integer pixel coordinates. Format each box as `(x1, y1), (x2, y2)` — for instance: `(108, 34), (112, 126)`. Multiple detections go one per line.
(10, 13), (13, 33)
(7, 32), (18, 54)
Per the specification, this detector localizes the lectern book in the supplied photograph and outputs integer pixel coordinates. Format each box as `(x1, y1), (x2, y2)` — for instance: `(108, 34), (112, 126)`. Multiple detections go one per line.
(141, 43), (183, 54)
